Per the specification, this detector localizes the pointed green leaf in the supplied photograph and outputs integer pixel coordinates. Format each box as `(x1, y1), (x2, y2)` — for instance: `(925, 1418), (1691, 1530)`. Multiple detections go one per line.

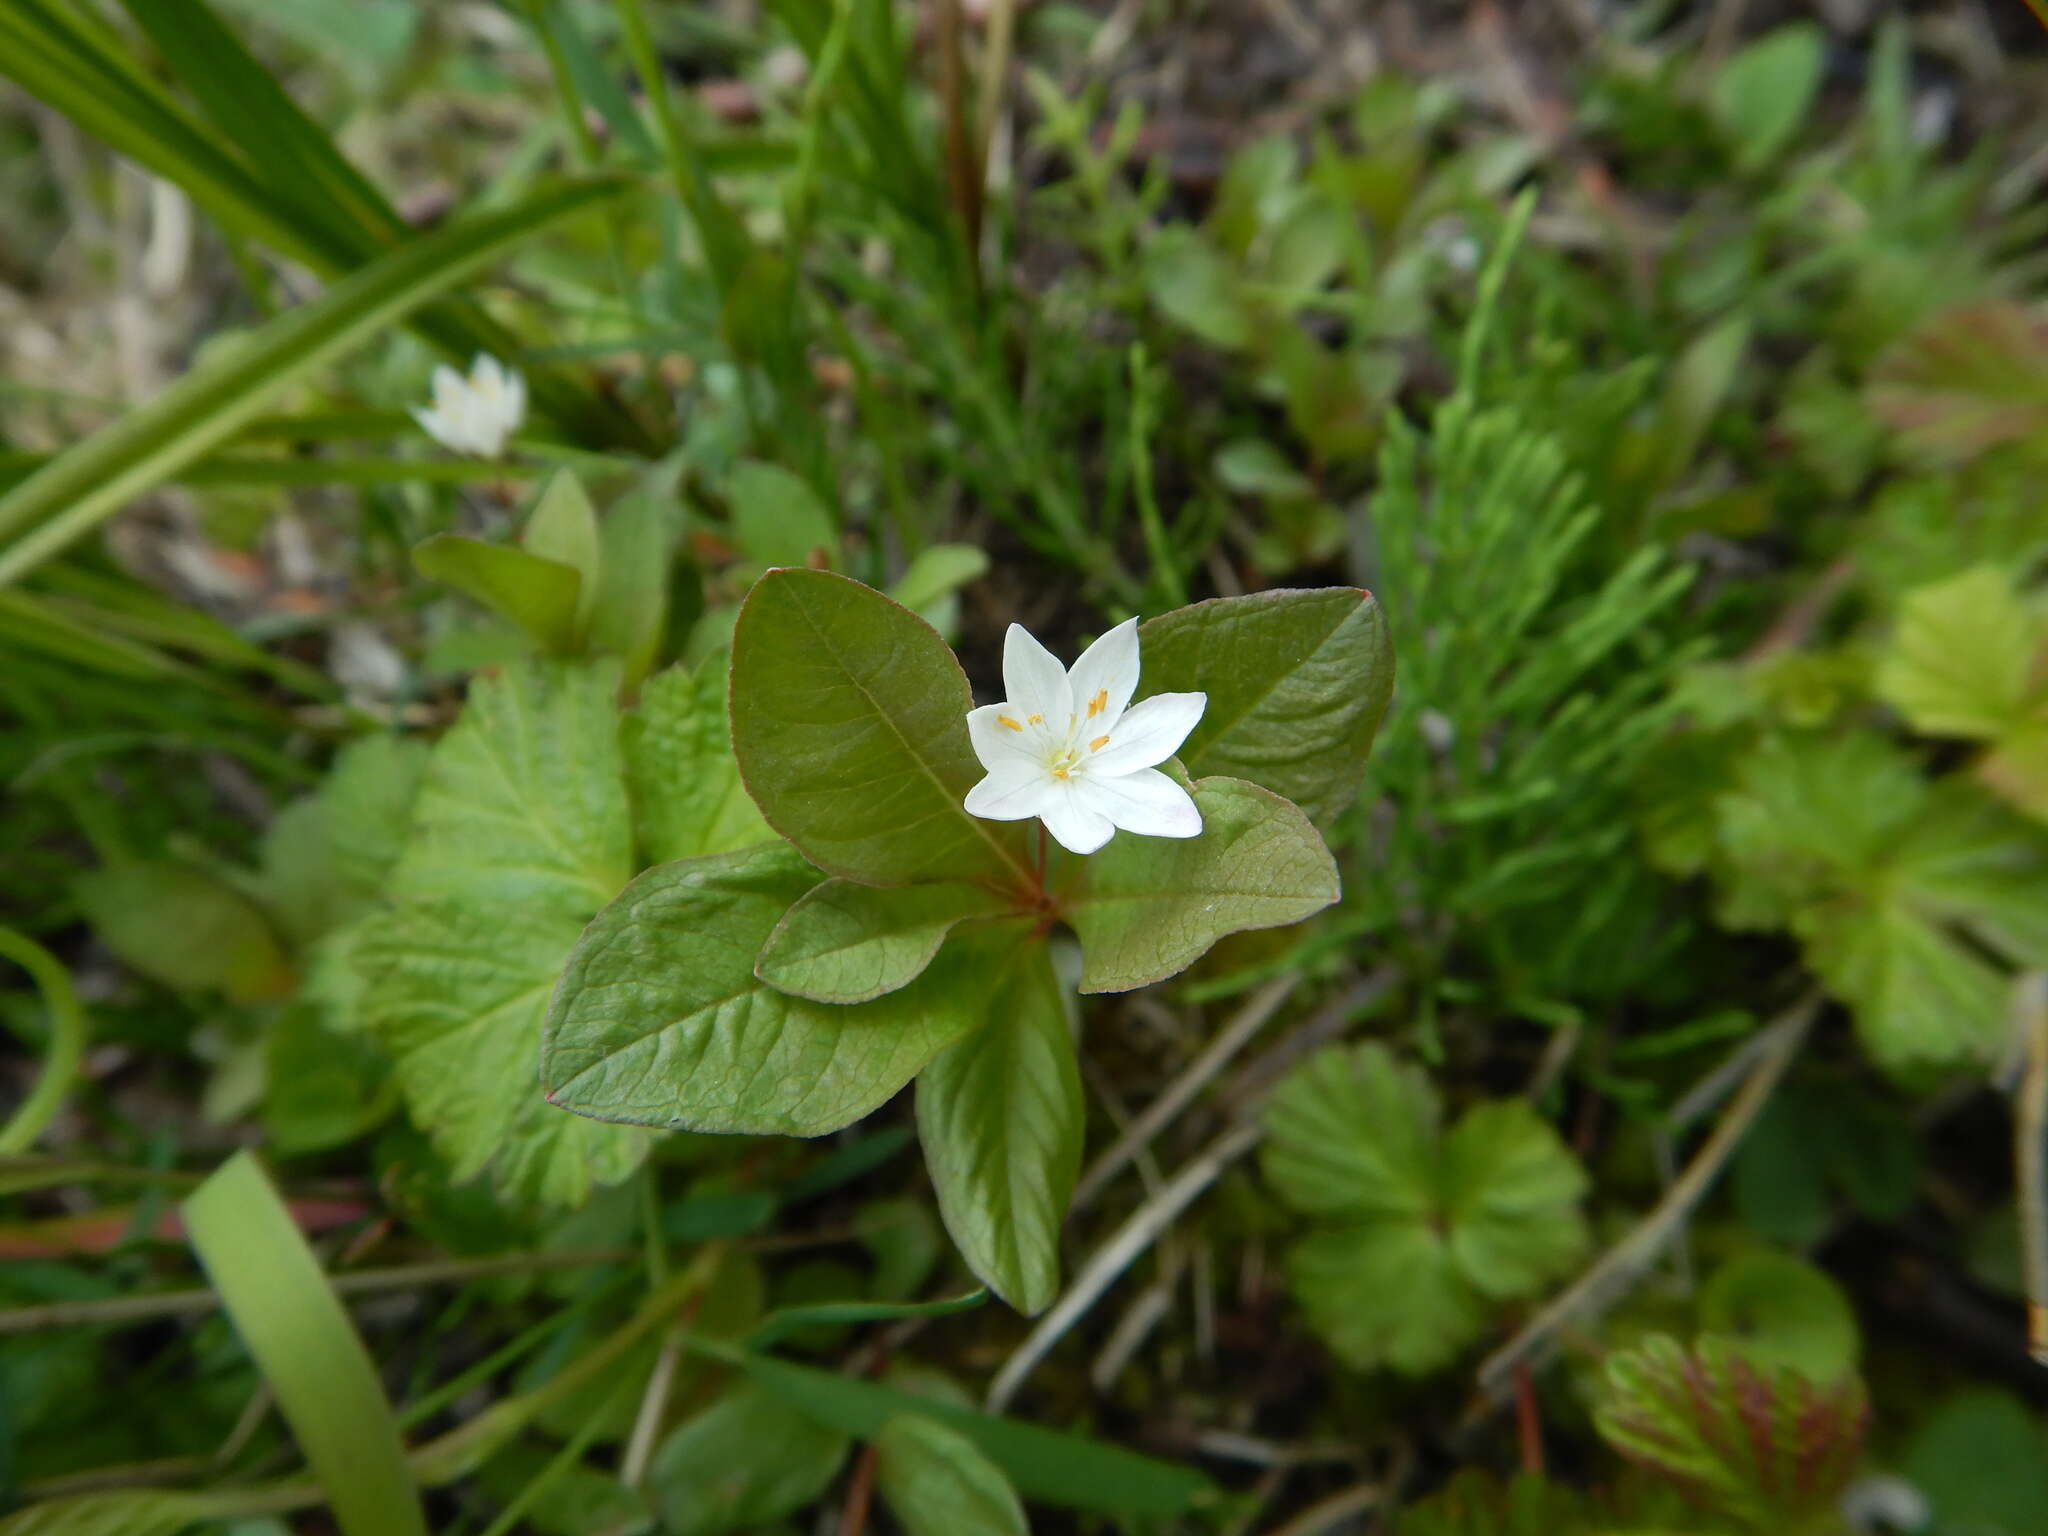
(726, 460), (840, 568)
(1064, 776), (1338, 993)
(588, 468), (681, 688)
(887, 543), (990, 615)
(1710, 24), (1825, 172)
(875, 1414), (1030, 1536)
(412, 535), (583, 653)
(624, 660), (771, 865)
(542, 843), (994, 1136)
(757, 878), (1015, 1003)
(357, 660), (651, 1206)
(73, 861), (289, 1001)
(1875, 565), (2040, 739)
(521, 469), (602, 639)
(915, 935), (1080, 1312)
(1137, 588), (1393, 826)
(730, 569), (1032, 887)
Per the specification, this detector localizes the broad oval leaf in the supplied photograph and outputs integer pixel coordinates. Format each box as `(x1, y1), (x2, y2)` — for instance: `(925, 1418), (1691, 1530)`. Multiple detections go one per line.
(875, 1414), (1030, 1536)
(756, 878), (1015, 1003)
(1062, 776), (1339, 993)
(650, 1380), (848, 1536)
(542, 842), (993, 1136)
(729, 573), (1032, 888)
(729, 568), (1031, 886)
(1138, 587), (1394, 826)
(915, 936), (1081, 1312)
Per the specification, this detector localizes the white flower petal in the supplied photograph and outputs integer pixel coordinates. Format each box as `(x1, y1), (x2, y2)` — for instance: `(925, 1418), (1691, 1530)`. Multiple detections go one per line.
(1075, 767), (1202, 839)
(963, 761), (1050, 820)
(1002, 623), (1073, 728)
(1087, 691), (1206, 776)
(966, 703), (1041, 770)
(1038, 785), (1115, 854)
(430, 364), (465, 411)
(1065, 617), (1140, 734)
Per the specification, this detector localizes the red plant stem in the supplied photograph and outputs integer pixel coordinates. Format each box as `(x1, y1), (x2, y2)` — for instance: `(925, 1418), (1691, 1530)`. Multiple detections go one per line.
(1513, 1359), (1546, 1476)
(837, 1443), (879, 1536)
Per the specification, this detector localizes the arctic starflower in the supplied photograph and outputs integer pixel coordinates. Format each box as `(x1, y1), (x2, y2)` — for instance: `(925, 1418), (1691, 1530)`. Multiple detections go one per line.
(413, 354), (525, 458)
(964, 618), (1207, 855)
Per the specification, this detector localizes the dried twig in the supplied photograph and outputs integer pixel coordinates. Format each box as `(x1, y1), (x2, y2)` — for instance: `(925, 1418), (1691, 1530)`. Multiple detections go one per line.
(987, 1121), (1263, 1411)
(1470, 995), (1817, 1411)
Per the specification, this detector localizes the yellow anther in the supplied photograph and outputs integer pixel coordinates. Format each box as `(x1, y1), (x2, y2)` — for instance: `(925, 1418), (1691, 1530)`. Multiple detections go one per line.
(1052, 767), (1069, 780)
(997, 715), (1024, 732)
(1089, 735), (1111, 752)
(1026, 713), (1043, 725)
(1086, 689), (1109, 718)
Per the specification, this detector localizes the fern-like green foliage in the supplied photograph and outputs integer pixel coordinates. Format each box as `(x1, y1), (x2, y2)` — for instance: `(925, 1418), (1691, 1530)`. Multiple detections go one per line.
(1260, 1043), (1588, 1374)
(1353, 382), (1696, 1006)
(1594, 1335), (1869, 1531)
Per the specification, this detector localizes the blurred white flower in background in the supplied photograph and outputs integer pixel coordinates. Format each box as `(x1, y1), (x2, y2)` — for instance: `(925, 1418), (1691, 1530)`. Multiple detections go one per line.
(1840, 1474), (1932, 1533)
(413, 353), (525, 458)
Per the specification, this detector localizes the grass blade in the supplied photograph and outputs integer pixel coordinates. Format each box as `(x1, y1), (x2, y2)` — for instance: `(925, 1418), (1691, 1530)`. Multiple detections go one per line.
(182, 1150), (429, 1536)
(0, 177), (628, 587)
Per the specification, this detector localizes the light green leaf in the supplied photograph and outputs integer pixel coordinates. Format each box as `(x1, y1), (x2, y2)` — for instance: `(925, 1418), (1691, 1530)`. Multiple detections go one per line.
(1214, 439), (1314, 500)
(1875, 565), (2040, 739)
(726, 460), (840, 568)
(358, 660), (651, 1206)
(412, 535), (583, 654)
(1262, 1044), (1587, 1374)
(1143, 227), (1253, 350)
(264, 1002), (390, 1155)
(1710, 24), (1825, 173)
(916, 935), (1080, 1313)
(1983, 719), (2048, 824)
(1137, 588), (1394, 826)
(74, 861), (289, 1001)
(1064, 777), (1338, 993)
(730, 569), (1031, 887)
(1440, 1101), (1590, 1299)
(624, 660), (771, 865)
(317, 735), (430, 912)
(649, 1381), (849, 1536)
(756, 879), (1014, 1004)
(1902, 1390), (2048, 1535)
(1288, 1221), (1488, 1376)
(0, 178), (629, 586)
(184, 1151), (428, 1536)
(874, 1414), (1030, 1536)
(520, 469), (602, 639)
(588, 468), (680, 688)
(1260, 1041), (1438, 1220)
(887, 544), (990, 616)
(1802, 898), (2011, 1070)
(1697, 1252), (1859, 1384)
(542, 843), (992, 1136)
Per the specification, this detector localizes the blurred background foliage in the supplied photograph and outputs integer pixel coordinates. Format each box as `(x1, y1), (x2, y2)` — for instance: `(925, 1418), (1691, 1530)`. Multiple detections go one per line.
(1, 0), (2046, 1532)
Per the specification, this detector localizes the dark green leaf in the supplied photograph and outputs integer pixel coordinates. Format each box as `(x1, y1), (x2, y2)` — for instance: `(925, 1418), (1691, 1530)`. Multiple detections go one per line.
(649, 1381), (848, 1536)
(756, 879), (1014, 1003)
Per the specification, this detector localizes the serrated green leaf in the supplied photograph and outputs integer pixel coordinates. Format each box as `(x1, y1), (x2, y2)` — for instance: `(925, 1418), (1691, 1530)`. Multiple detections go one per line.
(1137, 588), (1393, 826)
(756, 878), (1015, 1003)
(74, 861), (289, 1001)
(649, 1381), (849, 1536)
(730, 569), (1031, 887)
(1261, 1042), (1439, 1220)
(358, 660), (651, 1207)
(916, 935), (1080, 1312)
(1063, 777), (1338, 993)
(1288, 1221), (1488, 1375)
(542, 843), (993, 1136)
(1262, 1044), (1587, 1374)
(1869, 302), (2048, 464)
(726, 460), (839, 568)
(521, 469), (602, 640)
(624, 661), (771, 865)
(1440, 1101), (1590, 1298)
(1594, 1334), (1868, 1530)
(1875, 565), (2040, 739)
(311, 735), (429, 916)
(412, 534), (583, 653)
(874, 1414), (1030, 1536)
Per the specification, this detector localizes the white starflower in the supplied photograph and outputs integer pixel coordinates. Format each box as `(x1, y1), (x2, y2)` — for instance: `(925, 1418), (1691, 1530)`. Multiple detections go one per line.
(963, 617), (1207, 856)
(412, 353), (526, 458)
